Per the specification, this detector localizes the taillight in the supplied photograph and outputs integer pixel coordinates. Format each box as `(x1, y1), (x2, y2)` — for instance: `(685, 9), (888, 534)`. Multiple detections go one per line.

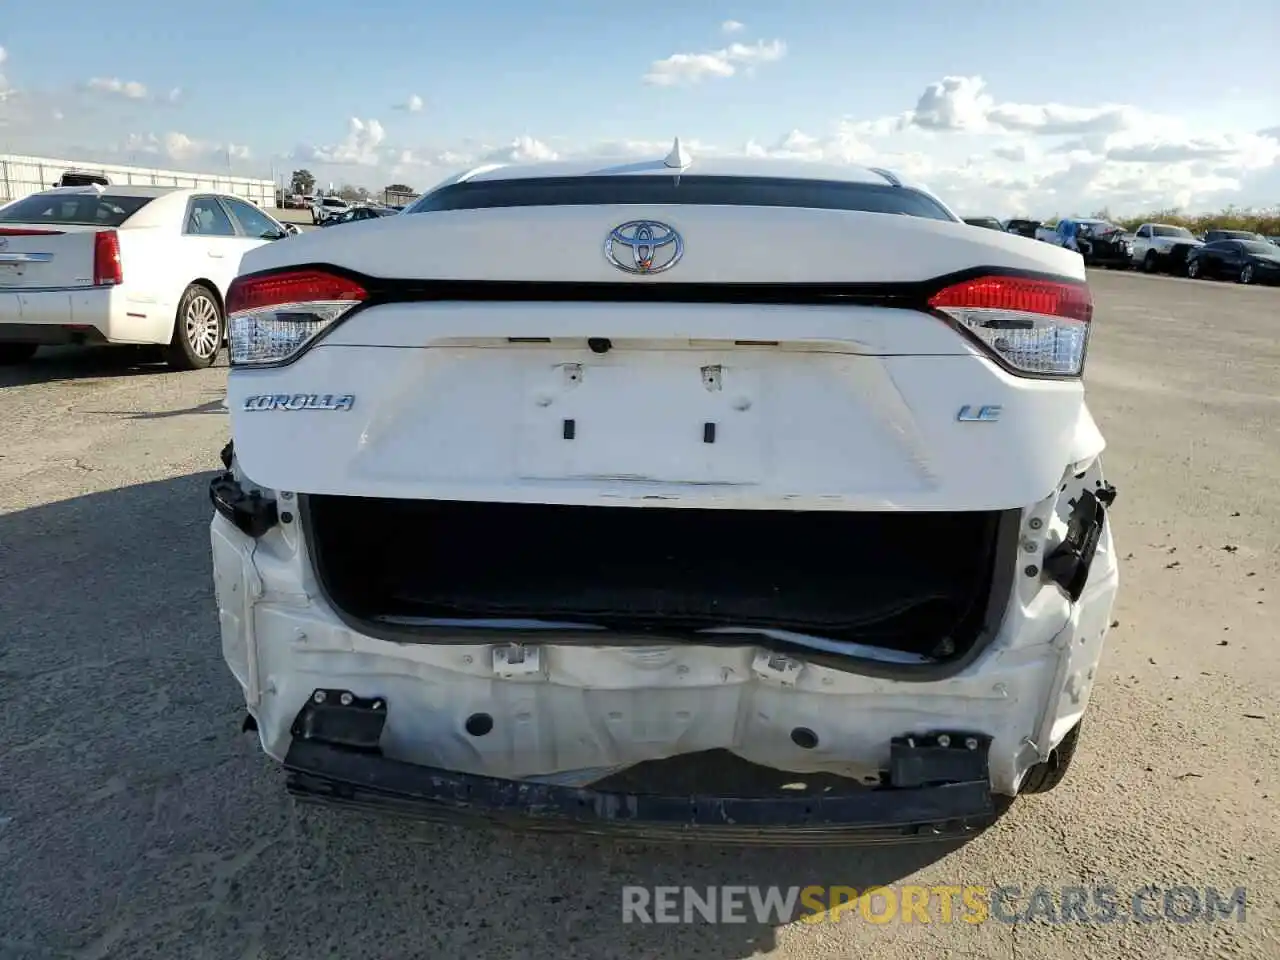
(928, 274), (1092, 377)
(92, 230), (123, 286)
(227, 268), (367, 367)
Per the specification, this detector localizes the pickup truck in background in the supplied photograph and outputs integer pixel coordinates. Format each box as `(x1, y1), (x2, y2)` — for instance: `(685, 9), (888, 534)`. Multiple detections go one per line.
(1131, 223), (1202, 274)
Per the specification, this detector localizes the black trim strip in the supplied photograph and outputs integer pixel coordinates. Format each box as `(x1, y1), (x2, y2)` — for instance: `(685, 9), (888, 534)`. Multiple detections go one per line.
(228, 262), (1089, 375)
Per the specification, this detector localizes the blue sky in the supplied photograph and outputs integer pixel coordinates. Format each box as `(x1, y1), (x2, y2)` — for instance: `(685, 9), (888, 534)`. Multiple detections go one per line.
(2, 0), (1277, 215)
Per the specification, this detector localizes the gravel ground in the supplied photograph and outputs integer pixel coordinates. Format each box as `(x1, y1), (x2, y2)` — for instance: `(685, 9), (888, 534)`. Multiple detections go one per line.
(0, 270), (1277, 959)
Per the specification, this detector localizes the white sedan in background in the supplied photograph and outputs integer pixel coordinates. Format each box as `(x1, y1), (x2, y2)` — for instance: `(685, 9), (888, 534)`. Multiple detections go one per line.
(0, 185), (297, 370)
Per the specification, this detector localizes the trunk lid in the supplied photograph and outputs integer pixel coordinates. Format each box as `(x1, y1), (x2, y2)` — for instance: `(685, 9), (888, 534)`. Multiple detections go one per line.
(227, 203), (1101, 511)
(0, 224), (105, 290)
(239, 203), (1086, 285)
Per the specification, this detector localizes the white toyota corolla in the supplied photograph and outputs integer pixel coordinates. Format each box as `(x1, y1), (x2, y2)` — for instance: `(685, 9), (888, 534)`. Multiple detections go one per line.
(211, 146), (1119, 843)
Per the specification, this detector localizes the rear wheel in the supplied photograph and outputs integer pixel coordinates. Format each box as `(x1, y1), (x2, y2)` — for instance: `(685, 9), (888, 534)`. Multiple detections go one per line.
(0, 342), (39, 365)
(1019, 721), (1083, 795)
(166, 284), (223, 371)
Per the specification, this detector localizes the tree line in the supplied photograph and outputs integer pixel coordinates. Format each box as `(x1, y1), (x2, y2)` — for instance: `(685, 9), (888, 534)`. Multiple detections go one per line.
(288, 169), (417, 202)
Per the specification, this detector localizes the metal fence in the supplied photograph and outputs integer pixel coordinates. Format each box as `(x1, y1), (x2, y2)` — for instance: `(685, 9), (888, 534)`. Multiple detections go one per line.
(0, 153), (279, 208)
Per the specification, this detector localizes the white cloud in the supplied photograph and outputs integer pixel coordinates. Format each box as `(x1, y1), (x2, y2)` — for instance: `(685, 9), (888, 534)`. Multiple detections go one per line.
(294, 117), (387, 165)
(903, 75), (1136, 137)
(743, 125), (880, 165)
(721, 20), (745, 34)
(992, 144), (1028, 162)
(644, 38), (786, 86)
(86, 76), (150, 100)
(393, 135), (559, 170)
(80, 68), (1268, 221)
(124, 131), (251, 165)
(395, 94), (425, 113)
(1105, 133), (1279, 170)
(323, 107), (1278, 217)
(482, 135), (558, 163)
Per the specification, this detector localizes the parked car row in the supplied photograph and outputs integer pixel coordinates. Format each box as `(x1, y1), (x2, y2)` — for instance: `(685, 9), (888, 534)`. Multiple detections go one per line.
(318, 203), (400, 228)
(0, 183), (299, 368)
(308, 195), (404, 225)
(960, 215), (1278, 284)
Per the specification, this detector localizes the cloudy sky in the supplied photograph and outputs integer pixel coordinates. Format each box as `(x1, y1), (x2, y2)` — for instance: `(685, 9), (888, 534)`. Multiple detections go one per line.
(1, 0), (1277, 216)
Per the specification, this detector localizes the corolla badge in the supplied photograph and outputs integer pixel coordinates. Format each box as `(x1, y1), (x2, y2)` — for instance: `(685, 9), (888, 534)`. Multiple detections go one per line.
(604, 220), (684, 275)
(242, 393), (355, 412)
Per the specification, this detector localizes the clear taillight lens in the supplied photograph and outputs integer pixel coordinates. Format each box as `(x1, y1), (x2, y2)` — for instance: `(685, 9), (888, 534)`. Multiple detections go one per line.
(928, 274), (1093, 377)
(226, 268), (367, 366)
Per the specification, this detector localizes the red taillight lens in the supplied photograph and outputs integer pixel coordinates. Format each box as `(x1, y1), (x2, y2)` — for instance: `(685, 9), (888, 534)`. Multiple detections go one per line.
(927, 274), (1093, 377)
(226, 268), (367, 315)
(227, 268), (368, 366)
(92, 230), (122, 286)
(928, 275), (1093, 324)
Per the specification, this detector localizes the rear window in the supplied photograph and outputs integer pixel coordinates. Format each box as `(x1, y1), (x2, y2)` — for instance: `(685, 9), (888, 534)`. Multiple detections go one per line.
(1152, 225), (1194, 239)
(407, 175), (957, 221)
(0, 193), (156, 227)
(58, 173), (111, 187)
(1239, 241), (1276, 255)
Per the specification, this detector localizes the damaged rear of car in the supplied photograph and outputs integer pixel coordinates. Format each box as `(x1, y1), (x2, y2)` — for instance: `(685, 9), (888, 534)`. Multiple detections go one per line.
(210, 153), (1120, 843)
(1071, 220), (1134, 269)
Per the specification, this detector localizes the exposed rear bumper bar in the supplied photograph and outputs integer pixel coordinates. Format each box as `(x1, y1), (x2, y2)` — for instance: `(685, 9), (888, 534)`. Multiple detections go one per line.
(281, 690), (1001, 846)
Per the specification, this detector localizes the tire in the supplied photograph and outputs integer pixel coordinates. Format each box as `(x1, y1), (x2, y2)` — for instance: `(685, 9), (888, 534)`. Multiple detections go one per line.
(1019, 721), (1083, 795)
(1239, 264), (1254, 285)
(0, 342), (39, 365)
(166, 284), (224, 371)
(1186, 257), (1200, 279)
(1142, 251), (1158, 273)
